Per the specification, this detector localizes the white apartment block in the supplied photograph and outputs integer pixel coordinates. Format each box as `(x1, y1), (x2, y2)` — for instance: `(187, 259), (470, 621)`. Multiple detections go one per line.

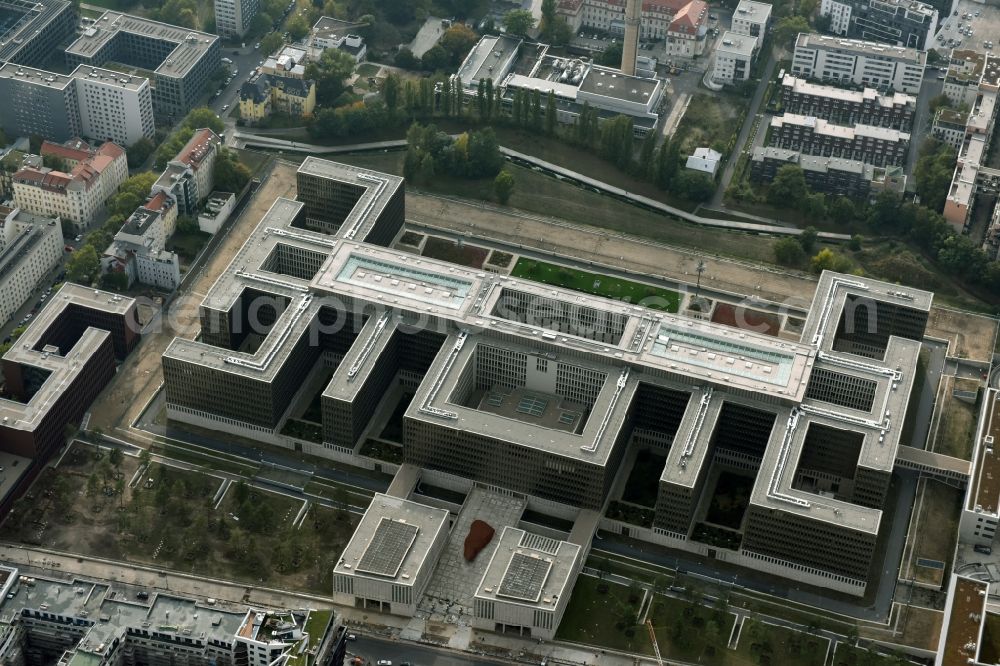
(731, 0), (772, 37)
(41, 140), (128, 205)
(713, 31), (759, 84)
(579, 0), (691, 40)
(0, 206), (62, 327)
(75, 67), (155, 147)
(215, 0), (261, 38)
(791, 32), (926, 94)
(820, 0), (853, 35)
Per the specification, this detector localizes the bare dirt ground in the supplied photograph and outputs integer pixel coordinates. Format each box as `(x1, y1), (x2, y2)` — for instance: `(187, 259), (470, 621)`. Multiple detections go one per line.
(87, 162), (297, 435)
(926, 307), (999, 362)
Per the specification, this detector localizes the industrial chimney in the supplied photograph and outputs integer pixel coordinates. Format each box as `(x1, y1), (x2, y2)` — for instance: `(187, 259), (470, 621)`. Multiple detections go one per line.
(621, 0), (640, 76)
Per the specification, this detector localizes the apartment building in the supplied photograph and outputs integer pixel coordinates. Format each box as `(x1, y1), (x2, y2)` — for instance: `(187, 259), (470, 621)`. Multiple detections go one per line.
(779, 74), (916, 130)
(0, 284), (139, 516)
(215, 0), (261, 38)
(0, 0), (76, 69)
(152, 128), (222, 216)
(769, 112), (910, 166)
(0, 566), (348, 666)
(41, 139), (129, 204)
(818, 0), (938, 49)
(731, 0), (772, 37)
(239, 73), (317, 125)
(712, 32), (759, 85)
(0, 206), (62, 328)
(65, 12), (221, 119)
(750, 146), (876, 197)
(932, 108), (969, 151)
(13, 141), (129, 232)
(102, 200), (182, 290)
(791, 32), (926, 94)
(158, 157), (931, 598)
(0, 64), (155, 147)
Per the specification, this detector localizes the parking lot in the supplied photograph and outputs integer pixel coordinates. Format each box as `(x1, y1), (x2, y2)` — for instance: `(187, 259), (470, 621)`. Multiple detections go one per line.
(934, 0), (1000, 52)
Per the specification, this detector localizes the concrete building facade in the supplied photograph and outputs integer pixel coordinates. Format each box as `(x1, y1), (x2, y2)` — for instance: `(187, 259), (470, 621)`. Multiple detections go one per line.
(214, 0), (260, 38)
(791, 32), (926, 94)
(0, 206), (62, 328)
(779, 74), (916, 130)
(712, 32), (759, 85)
(750, 146), (876, 197)
(818, 0), (938, 49)
(768, 112), (910, 167)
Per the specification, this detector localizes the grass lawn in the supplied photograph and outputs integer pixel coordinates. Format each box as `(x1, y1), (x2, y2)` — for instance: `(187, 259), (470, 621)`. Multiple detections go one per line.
(421, 236), (489, 268)
(902, 478), (962, 587)
(234, 148), (271, 176)
(511, 258), (680, 312)
(167, 230), (210, 263)
(734, 620), (827, 666)
(280, 150), (786, 266)
(356, 63), (381, 78)
(622, 450), (666, 508)
(931, 377), (979, 460)
(556, 575), (652, 654)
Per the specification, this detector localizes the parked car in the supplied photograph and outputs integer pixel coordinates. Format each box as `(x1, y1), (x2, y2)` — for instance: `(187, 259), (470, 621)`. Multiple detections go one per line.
(377, 661), (392, 666)
(975, 544), (993, 555)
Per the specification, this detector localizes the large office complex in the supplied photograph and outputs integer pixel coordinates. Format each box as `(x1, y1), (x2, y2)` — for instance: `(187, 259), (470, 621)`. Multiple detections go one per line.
(768, 112), (910, 166)
(0, 63), (155, 147)
(0, 0), (77, 69)
(779, 74), (915, 130)
(0, 206), (62, 328)
(818, 0), (937, 49)
(0, 284), (139, 515)
(12, 140), (128, 232)
(456, 35), (665, 137)
(214, 0), (260, 38)
(160, 157), (932, 598)
(791, 32), (926, 94)
(0, 565), (348, 666)
(64, 12), (221, 118)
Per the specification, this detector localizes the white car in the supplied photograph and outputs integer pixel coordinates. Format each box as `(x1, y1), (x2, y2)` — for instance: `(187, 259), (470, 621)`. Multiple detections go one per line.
(377, 661), (392, 666)
(222, 104), (229, 112)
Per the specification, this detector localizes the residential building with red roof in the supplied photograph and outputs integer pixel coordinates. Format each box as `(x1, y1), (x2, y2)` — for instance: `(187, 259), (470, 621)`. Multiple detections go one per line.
(12, 139), (128, 232)
(665, 0), (709, 57)
(578, 0), (693, 39)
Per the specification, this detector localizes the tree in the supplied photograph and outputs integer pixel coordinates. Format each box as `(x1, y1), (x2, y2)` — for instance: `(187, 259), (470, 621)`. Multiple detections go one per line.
(126, 138), (156, 168)
(540, 0), (557, 39)
(655, 140), (680, 189)
(382, 72), (401, 115)
(213, 149), (252, 192)
(248, 13), (272, 37)
(466, 127), (504, 177)
(674, 170), (716, 202)
(287, 14), (310, 41)
(798, 225), (819, 253)
(774, 15), (811, 48)
(828, 196), (856, 225)
(494, 170), (515, 204)
(66, 245), (99, 284)
(773, 237), (806, 266)
(599, 41), (624, 67)
(531, 88), (542, 131)
(101, 272), (128, 292)
(928, 93), (952, 114)
(767, 164), (808, 209)
(394, 48), (419, 70)
(139, 447), (152, 469)
(304, 48), (356, 106)
(108, 447), (124, 470)
(704, 621), (721, 653)
(439, 24), (479, 64)
(109, 172), (158, 217)
(87, 473), (100, 499)
(260, 31), (284, 56)
(914, 138), (957, 213)
(545, 90), (557, 135)
(43, 154), (66, 171)
(803, 192), (826, 220)
(421, 44), (450, 71)
(503, 9), (536, 36)
(811, 248), (853, 273)
(234, 479), (251, 505)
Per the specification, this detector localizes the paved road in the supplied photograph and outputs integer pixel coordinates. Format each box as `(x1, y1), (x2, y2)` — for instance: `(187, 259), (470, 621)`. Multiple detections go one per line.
(347, 637), (506, 666)
(711, 52), (777, 208)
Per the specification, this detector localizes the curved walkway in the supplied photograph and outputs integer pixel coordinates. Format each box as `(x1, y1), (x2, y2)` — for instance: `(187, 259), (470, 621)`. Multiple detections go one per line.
(232, 131), (851, 241)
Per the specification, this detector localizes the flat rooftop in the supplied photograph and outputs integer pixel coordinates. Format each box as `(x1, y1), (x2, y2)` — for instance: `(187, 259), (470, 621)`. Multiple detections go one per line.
(971, 390), (1000, 514)
(475, 527), (580, 608)
(781, 74), (916, 108)
(578, 66), (661, 104)
(335, 494), (449, 585)
(0, 451), (31, 507)
(457, 34), (521, 88)
(716, 31), (757, 57)
(0, 0), (71, 62)
(0, 283), (134, 431)
(794, 33), (925, 64)
(771, 113), (910, 143)
(0, 61), (73, 89)
(939, 575), (988, 666)
(70, 64), (149, 91)
(65, 11), (218, 79)
(734, 0), (772, 18)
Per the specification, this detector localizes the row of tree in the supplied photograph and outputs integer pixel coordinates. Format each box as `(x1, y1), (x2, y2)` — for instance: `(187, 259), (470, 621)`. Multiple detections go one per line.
(403, 123), (504, 182)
